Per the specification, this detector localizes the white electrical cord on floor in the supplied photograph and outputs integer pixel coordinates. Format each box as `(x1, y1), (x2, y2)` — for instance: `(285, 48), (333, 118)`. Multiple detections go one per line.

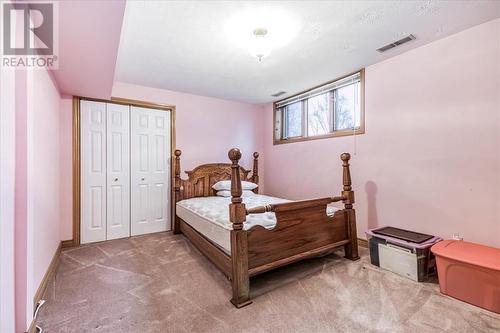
(33, 299), (46, 333)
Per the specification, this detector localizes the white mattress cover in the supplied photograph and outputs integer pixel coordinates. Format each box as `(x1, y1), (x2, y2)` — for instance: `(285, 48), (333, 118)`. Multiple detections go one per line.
(176, 194), (340, 253)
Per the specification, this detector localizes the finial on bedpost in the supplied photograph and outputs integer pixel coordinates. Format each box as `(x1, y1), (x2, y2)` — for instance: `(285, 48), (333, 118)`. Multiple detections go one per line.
(252, 152), (259, 193)
(340, 153), (354, 209)
(229, 148), (246, 230)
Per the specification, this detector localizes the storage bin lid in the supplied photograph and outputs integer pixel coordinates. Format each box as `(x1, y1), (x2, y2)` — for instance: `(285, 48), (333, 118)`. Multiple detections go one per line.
(366, 228), (442, 250)
(431, 240), (500, 271)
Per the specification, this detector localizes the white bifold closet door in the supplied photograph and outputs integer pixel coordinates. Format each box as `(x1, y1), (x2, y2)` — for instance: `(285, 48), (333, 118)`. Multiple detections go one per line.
(80, 100), (107, 243)
(130, 106), (171, 236)
(80, 101), (130, 244)
(106, 103), (130, 240)
(81, 101), (170, 244)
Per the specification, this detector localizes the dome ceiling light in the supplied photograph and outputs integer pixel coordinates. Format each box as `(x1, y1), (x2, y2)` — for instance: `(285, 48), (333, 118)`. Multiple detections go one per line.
(224, 6), (300, 62)
(249, 28), (271, 62)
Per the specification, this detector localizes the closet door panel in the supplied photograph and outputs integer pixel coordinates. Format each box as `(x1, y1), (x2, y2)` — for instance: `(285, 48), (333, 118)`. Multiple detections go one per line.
(80, 100), (107, 244)
(106, 103), (130, 240)
(150, 110), (170, 228)
(131, 107), (150, 235)
(130, 107), (171, 236)
(137, 183), (150, 223)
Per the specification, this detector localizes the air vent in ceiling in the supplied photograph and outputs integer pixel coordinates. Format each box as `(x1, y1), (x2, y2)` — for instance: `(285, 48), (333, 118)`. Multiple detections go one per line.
(271, 91), (287, 97)
(377, 34), (416, 53)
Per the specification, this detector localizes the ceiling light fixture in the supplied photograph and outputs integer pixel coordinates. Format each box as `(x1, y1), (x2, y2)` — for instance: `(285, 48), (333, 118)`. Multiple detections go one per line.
(224, 6), (300, 62)
(249, 28), (271, 62)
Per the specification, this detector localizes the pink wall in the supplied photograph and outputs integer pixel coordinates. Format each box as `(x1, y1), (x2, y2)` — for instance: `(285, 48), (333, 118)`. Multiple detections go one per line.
(10, 48), (64, 333)
(15, 68), (28, 333)
(53, 0), (125, 99)
(112, 82), (265, 172)
(60, 98), (73, 241)
(31, 68), (62, 293)
(0, 67), (16, 333)
(262, 19), (500, 247)
(59, 83), (265, 240)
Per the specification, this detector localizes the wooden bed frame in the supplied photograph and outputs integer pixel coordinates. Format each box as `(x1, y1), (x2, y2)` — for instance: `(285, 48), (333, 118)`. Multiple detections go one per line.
(173, 148), (359, 308)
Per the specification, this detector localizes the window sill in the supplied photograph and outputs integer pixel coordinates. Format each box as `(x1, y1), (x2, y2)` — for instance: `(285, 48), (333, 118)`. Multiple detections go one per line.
(273, 128), (365, 145)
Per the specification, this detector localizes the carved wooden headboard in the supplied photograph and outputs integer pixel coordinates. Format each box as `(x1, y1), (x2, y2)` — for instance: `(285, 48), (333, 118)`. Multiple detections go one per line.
(173, 149), (259, 202)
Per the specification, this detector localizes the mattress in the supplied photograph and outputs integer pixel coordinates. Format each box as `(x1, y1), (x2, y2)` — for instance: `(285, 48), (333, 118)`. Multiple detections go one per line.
(176, 194), (340, 253)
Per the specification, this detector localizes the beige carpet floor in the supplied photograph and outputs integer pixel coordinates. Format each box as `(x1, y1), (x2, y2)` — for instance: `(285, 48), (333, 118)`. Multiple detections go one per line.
(36, 232), (500, 333)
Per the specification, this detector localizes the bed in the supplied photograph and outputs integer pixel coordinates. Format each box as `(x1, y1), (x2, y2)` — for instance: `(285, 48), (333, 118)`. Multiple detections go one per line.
(173, 148), (359, 308)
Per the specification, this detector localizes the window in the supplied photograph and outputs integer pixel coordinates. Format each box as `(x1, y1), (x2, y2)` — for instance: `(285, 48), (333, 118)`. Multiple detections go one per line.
(284, 101), (302, 138)
(307, 92), (329, 136)
(274, 70), (364, 144)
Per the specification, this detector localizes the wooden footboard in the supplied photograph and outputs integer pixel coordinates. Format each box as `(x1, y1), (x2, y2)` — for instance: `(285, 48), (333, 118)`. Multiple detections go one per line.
(226, 149), (359, 307)
(247, 201), (351, 275)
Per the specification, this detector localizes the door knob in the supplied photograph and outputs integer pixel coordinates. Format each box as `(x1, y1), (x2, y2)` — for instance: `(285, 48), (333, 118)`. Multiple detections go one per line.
(114, 178), (118, 182)
(141, 177), (145, 181)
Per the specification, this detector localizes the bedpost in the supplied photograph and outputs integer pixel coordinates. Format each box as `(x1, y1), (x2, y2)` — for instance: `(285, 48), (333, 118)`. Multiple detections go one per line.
(341, 153), (354, 209)
(173, 149), (182, 234)
(252, 152), (259, 193)
(340, 153), (360, 261)
(228, 148), (252, 308)
(229, 148), (245, 229)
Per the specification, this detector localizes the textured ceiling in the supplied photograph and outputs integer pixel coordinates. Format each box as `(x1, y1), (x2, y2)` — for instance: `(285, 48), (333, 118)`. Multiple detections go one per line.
(115, 0), (500, 104)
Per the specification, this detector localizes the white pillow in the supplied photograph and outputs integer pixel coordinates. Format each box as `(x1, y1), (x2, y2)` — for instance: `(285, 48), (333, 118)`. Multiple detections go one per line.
(212, 180), (257, 191)
(216, 190), (256, 197)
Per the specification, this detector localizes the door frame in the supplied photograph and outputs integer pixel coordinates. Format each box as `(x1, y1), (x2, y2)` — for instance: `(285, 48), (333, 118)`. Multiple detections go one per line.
(71, 96), (176, 247)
